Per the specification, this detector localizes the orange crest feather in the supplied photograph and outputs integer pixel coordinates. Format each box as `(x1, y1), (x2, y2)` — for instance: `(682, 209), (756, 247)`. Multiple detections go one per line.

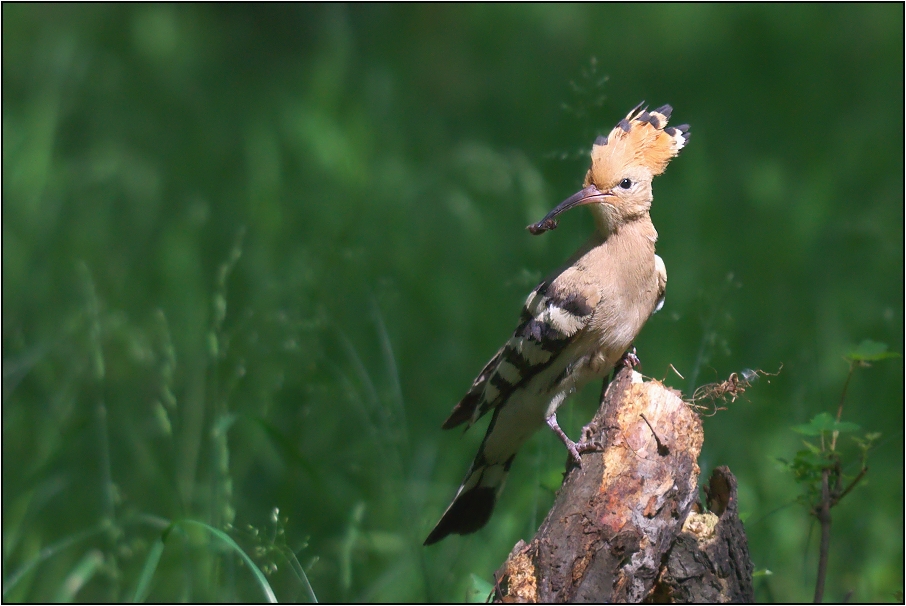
(589, 103), (689, 183)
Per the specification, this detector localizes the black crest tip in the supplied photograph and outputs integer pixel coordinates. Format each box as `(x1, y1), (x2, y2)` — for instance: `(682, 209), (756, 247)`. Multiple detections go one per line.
(626, 100), (646, 118)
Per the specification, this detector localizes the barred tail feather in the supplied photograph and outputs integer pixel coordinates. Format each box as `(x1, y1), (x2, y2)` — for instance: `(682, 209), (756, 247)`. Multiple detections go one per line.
(423, 484), (498, 545)
(424, 451), (515, 545)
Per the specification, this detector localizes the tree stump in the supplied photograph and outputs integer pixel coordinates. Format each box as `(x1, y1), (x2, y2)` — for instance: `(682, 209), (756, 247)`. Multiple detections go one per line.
(648, 466), (754, 603)
(493, 366), (754, 603)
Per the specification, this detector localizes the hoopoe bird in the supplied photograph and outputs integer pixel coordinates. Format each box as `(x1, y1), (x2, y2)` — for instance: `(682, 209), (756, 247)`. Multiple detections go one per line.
(424, 103), (689, 546)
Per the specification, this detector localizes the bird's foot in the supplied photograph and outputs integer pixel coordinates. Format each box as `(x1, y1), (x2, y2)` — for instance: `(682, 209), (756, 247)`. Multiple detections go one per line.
(566, 440), (604, 467)
(547, 414), (601, 467)
(619, 346), (641, 370)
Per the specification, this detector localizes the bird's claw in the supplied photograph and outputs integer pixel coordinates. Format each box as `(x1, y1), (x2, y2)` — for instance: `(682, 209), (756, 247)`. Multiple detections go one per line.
(565, 441), (583, 467)
(619, 347), (641, 370)
(547, 414), (600, 468)
(564, 437), (603, 467)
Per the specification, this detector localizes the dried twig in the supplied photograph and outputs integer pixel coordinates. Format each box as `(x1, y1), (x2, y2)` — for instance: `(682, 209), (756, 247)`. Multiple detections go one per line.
(687, 365), (781, 416)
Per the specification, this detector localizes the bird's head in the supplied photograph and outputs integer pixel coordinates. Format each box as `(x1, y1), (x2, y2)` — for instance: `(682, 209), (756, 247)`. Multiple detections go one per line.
(528, 103), (689, 235)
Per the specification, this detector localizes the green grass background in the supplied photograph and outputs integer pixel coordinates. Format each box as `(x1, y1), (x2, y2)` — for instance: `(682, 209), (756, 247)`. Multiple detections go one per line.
(3, 4), (903, 602)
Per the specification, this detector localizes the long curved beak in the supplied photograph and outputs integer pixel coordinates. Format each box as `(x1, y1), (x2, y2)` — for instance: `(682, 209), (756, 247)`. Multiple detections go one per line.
(527, 185), (611, 235)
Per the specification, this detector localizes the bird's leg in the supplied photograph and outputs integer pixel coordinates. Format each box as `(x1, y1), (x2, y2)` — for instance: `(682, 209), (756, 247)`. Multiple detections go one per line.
(546, 414), (600, 467)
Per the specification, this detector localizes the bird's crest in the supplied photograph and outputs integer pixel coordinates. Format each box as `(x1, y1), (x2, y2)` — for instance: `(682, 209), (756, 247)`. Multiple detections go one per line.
(590, 103), (689, 182)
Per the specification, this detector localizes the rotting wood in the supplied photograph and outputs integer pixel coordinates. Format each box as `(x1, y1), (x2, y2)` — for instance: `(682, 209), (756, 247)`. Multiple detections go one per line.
(648, 466), (755, 603)
(494, 365), (707, 603)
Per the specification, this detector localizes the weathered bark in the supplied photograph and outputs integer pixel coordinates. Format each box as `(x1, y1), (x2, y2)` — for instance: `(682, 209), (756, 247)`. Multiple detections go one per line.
(648, 466), (755, 603)
(494, 366), (706, 603)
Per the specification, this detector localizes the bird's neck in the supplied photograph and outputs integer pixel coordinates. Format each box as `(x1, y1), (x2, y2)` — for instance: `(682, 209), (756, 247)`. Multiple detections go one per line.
(560, 213), (657, 276)
(592, 212), (658, 248)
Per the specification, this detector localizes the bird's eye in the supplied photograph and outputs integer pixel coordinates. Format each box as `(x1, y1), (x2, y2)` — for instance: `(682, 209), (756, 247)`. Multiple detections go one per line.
(619, 178), (633, 189)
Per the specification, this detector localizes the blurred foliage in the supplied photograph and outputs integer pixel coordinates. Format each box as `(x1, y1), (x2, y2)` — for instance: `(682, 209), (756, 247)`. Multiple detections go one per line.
(2, 4), (902, 603)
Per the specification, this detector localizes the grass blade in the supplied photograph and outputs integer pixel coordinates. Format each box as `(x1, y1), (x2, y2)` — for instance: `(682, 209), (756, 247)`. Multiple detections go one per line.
(54, 549), (105, 602)
(178, 520), (277, 603)
(131, 538), (165, 603)
(130, 519), (277, 603)
(2, 525), (106, 599)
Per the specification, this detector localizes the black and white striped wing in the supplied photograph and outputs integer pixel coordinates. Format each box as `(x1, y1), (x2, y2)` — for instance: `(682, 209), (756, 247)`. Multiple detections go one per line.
(441, 345), (506, 429)
(441, 280), (597, 430)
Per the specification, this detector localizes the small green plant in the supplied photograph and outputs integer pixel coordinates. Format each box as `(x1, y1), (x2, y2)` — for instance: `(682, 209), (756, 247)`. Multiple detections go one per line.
(778, 340), (897, 603)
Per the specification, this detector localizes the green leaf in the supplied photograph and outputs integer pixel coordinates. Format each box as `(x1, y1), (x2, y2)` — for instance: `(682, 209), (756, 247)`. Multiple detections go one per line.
(792, 412), (860, 436)
(792, 449), (830, 469)
(752, 568), (773, 578)
(800, 442), (822, 455)
(847, 340), (900, 362)
(832, 421), (862, 433)
(792, 413), (834, 435)
(466, 574), (495, 603)
(853, 432), (882, 454)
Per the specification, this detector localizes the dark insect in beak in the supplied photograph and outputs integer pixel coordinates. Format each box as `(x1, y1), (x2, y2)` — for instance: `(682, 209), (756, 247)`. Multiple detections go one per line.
(527, 185), (611, 235)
